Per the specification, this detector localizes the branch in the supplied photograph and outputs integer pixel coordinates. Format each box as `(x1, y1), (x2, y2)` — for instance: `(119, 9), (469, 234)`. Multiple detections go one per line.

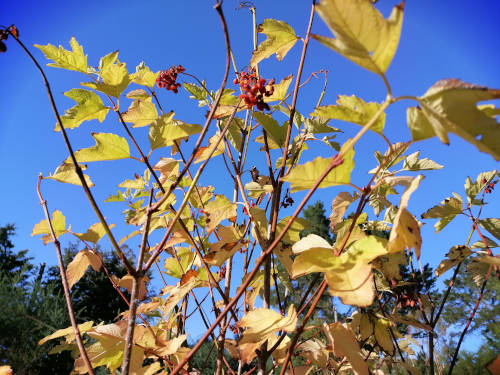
(36, 175), (95, 375)
(11, 33), (134, 275)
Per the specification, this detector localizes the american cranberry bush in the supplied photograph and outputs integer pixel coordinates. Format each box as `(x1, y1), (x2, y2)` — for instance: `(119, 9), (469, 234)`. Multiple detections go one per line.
(2, 0), (500, 374)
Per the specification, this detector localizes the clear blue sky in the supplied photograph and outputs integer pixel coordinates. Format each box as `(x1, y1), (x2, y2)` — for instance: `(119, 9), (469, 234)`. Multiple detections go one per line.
(1, 0), (499, 348)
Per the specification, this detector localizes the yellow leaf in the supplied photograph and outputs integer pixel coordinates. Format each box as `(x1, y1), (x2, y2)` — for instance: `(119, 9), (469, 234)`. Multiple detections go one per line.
(359, 314), (373, 341)
(388, 175), (424, 258)
(73, 222), (114, 244)
(264, 74), (293, 103)
(435, 245), (472, 276)
(251, 19), (299, 67)
(203, 195), (237, 233)
(34, 37), (88, 73)
(149, 112), (202, 151)
(45, 162), (94, 187)
(374, 318), (394, 355)
(237, 305), (297, 364)
(326, 262), (374, 307)
(38, 321), (94, 345)
(122, 98), (158, 127)
(164, 247), (195, 279)
(194, 133), (225, 164)
(297, 339), (329, 368)
(66, 250), (102, 289)
(329, 191), (359, 229)
(282, 141), (355, 192)
(55, 89), (109, 131)
(118, 275), (150, 301)
(71, 132), (130, 162)
(31, 210), (67, 245)
(82, 58), (131, 98)
(314, 0), (404, 75)
(409, 79), (500, 160)
(131, 61), (158, 88)
(324, 322), (368, 375)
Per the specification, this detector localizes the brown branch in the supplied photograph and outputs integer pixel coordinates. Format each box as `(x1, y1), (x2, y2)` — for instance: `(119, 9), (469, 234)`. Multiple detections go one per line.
(12, 33), (134, 275)
(36, 175), (95, 375)
(121, 189), (154, 375)
(170, 152), (345, 374)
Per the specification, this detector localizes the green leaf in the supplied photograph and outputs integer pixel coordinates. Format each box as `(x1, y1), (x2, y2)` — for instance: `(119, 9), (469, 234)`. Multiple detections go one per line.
(105, 190), (126, 202)
(277, 217), (310, 244)
(250, 19), (299, 67)
(313, 0), (404, 75)
(435, 245), (472, 277)
(244, 181), (273, 198)
(149, 112), (202, 151)
(479, 218), (500, 241)
(130, 61), (158, 87)
(304, 118), (340, 134)
(464, 170), (497, 204)
(184, 82), (209, 107)
(421, 195), (463, 233)
(72, 132), (130, 162)
(281, 142), (354, 192)
(311, 95), (386, 134)
(408, 79), (500, 160)
(253, 112), (287, 147)
(55, 89), (108, 131)
(34, 37), (88, 73)
(121, 98), (158, 127)
(164, 247), (195, 279)
(31, 210), (67, 245)
(82, 58), (131, 98)
(222, 117), (243, 151)
(45, 162), (94, 187)
(402, 151), (443, 171)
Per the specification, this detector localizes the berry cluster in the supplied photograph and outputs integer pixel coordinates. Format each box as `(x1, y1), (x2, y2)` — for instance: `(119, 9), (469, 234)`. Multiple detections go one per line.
(234, 69), (275, 111)
(482, 178), (497, 194)
(156, 65), (185, 93)
(0, 26), (19, 53)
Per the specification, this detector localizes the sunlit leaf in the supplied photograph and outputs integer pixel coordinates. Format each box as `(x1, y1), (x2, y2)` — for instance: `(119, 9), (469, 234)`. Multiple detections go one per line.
(55, 89), (109, 131)
(421, 194), (463, 233)
(38, 321), (94, 345)
(324, 322), (369, 375)
(203, 195), (237, 233)
(118, 275), (149, 301)
(253, 112), (287, 147)
(374, 318), (394, 355)
(45, 161), (94, 187)
(326, 261), (374, 306)
(402, 151), (443, 171)
(264, 74), (293, 103)
(330, 191), (359, 229)
(237, 305), (297, 364)
(479, 218), (500, 241)
(408, 79), (500, 160)
(82, 57), (131, 98)
(66, 249), (102, 289)
(388, 175), (423, 258)
(282, 141), (355, 192)
(122, 98), (158, 127)
(194, 133), (225, 164)
(250, 19), (299, 67)
(312, 95), (386, 134)
(164, 247), (195, 279)
(464, 170), (497, 204)
(72, 132), (130, 162)
(34, 37), (87, 73)
(31, 210), (67, 244)
(314, 0), (404, 75)
(130, 61), (158, 87)
(72, 222), (114, 244)
(149, 112), (202, 151)
(435, 245), (472, 276)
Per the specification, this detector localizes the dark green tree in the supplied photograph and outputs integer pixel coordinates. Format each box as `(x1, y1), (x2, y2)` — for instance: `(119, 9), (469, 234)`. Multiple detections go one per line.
(45, 243), (131, 324)
(437, 258), (499, 374)
(0, 224), (73, 374)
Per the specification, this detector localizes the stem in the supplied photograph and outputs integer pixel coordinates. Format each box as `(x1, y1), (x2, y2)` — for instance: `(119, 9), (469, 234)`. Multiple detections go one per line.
(447, 264), (493, 375)
(12, 34), (134, 275)
(121, 190), (153, 375)
(36, 175), (95, 375)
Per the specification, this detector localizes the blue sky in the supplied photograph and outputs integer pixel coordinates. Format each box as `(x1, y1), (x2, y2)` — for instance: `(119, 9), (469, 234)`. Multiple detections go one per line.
(1, 0), (499, 350)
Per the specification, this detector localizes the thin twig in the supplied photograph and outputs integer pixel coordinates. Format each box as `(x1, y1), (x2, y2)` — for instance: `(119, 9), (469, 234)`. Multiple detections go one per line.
(36, 175), (95, 375)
